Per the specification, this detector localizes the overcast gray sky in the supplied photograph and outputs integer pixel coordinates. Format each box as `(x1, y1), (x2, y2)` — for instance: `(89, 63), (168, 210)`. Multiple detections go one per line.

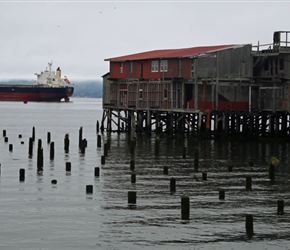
(0, 0), (289, 81)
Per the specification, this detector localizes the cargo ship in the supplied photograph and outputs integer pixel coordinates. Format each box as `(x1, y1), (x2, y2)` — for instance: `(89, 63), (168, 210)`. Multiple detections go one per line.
(0, 62), (74, 102)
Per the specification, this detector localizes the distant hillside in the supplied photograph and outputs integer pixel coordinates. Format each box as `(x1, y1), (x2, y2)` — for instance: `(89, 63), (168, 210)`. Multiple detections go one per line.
(0, 79), (103, 98)
(73, 80), (102, 98)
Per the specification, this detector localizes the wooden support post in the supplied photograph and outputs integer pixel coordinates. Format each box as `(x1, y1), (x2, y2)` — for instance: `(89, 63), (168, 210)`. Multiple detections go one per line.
(170, 177), (176, 193)
(47, 132), (51, 144)
(86, 185), (93, 194)
(19, 168), (25, 182)
(128, 191), (136, 205)
(245, 214), (254, 237)
(277, 200), (284, 215)
(94, 167), (100, 177)
(246, 176), (252, 191)
(181, 196), (190, 220)
(50, 142), (55, 160)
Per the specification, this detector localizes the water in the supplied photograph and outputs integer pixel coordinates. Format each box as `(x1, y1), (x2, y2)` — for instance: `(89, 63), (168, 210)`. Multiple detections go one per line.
(0, 97), (290, 249)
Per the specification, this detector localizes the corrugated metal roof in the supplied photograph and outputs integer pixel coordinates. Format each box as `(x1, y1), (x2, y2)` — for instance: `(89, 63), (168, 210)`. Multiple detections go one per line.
(105, 44), (241, 61)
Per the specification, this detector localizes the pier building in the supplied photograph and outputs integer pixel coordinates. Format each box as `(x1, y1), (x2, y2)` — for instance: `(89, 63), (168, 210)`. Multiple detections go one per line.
(101, 31), (290, 138)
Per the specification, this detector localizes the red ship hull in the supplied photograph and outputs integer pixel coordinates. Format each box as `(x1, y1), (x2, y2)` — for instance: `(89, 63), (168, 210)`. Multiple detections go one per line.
(0, 85), (74, 102)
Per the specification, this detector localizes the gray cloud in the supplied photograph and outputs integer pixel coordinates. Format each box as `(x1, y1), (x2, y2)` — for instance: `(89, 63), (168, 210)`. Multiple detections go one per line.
(0, 1), (289, 81)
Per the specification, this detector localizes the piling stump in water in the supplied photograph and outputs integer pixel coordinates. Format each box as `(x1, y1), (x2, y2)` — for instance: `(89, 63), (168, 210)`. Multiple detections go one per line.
(19, 168), (25, 182)
(78, 127), (83, 148)
(163, 166), (169, 175)
(101, 155), (105, 165)
(246, 176), (252, 191)
(96, 121), (100, 133)
(194, 149), (199, 171)
(37, 139), (43, 172)
(28, 137), (33, 158)
(47, 132), (51, 144)
(18, 134), (22, 138)
(181, 196), (190, 220)
(4, 137), (8, 143)
(3, 130), (6, 137)
(245, 214), (254, 237)
(86, 185), (93, 194)
(50, 142), (55, 160)
(277, 200), (284, 215)
(97, 135), (101, 148)
(182, 147), (186, 159)
(64, 133), (70, 153)
(51, 179), (57, 184)
(94, 167), (100, 177)
(219, 190), (225, 200)
(202, 172), (207, 181)
(66, 162), (71, 172)
(9, 144), (13, 152)
(170, 177), (176, 193)
(32, 127), (35, 142)
(130, 159), (135, 171)
(131, 173), (136, 183)
(128, 191), (136, 205)
(104, 143), (108, 157)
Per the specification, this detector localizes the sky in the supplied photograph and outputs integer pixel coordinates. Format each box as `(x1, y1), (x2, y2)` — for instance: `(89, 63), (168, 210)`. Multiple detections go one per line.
(0, 0), (290, 81)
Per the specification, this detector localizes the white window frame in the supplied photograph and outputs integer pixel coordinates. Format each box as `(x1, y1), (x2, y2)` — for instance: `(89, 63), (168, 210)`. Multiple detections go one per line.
(120, 62), (123, 73)
(151, 60), (158, 72)
(160, 60), (168, 72)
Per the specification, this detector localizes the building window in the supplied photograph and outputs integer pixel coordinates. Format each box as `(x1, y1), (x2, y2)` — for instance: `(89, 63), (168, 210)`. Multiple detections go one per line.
(120, 63), (123, 73)
(151, 60), (158, 72)
(279, 58), (284, 70)
(160, 60), (168, 72)
(139, 89), (143, 99)
(129, 62), (133, 73)
(191, 59), (195, 77)
(164, 89), (168, 100)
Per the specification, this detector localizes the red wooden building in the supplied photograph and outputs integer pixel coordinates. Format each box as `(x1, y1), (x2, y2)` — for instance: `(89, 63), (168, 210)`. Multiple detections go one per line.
(102, 31), (290, 136)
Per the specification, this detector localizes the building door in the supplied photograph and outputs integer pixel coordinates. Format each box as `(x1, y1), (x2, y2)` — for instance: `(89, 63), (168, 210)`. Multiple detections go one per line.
(119, 90), (127, 106)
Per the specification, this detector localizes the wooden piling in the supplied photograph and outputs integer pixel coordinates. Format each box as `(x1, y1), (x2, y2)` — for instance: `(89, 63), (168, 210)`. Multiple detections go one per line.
(50, 142), (54, 160)
(202, 172), (207, 181)
(2, 130), (6, 137)
(128, 191), (136, 204)
(32, 126), (35, 142)
(4, 137), (8, 143)
(181, 196), (190, 220)
(19, 168), (25, 182)
(163, 166), (169, 175)
(78, 127), (83, 148)
(65, 162), (71, 172)
(246, 176), (252, 191)
(9, 144), (13, 152)
(130, 159), (135, 171)
(64, 133), (70, 153)
(86, 185), (93, 194)
(131, 173), (136, 183)
(51, 179), (57, 184)
(194, 148), (199, 171)
(170, 177), (176, 193)
(182, 147), (186, 159)
(97, 135), (101, 148)
(277, 200), (284, 215)
(94, 167), (100, 177)
(28, 137), (33, 158)
(245, 214), (254, 237)
(101, 155), (105, 165)
(47, 132), (51, 144)
(219, 189), (225, 200)
(96, 120), (100, 133)
(269, 164), (275, 181)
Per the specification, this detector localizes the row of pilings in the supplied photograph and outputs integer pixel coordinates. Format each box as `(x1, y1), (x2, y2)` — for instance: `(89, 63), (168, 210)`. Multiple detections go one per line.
(98, 126), (287, 239)
(2, 126), (99, 191)
(101, 108), (290, 139)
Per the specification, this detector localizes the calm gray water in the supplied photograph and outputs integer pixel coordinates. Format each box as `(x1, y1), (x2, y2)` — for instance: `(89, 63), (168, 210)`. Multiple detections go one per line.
(0, 97), (290, 250)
